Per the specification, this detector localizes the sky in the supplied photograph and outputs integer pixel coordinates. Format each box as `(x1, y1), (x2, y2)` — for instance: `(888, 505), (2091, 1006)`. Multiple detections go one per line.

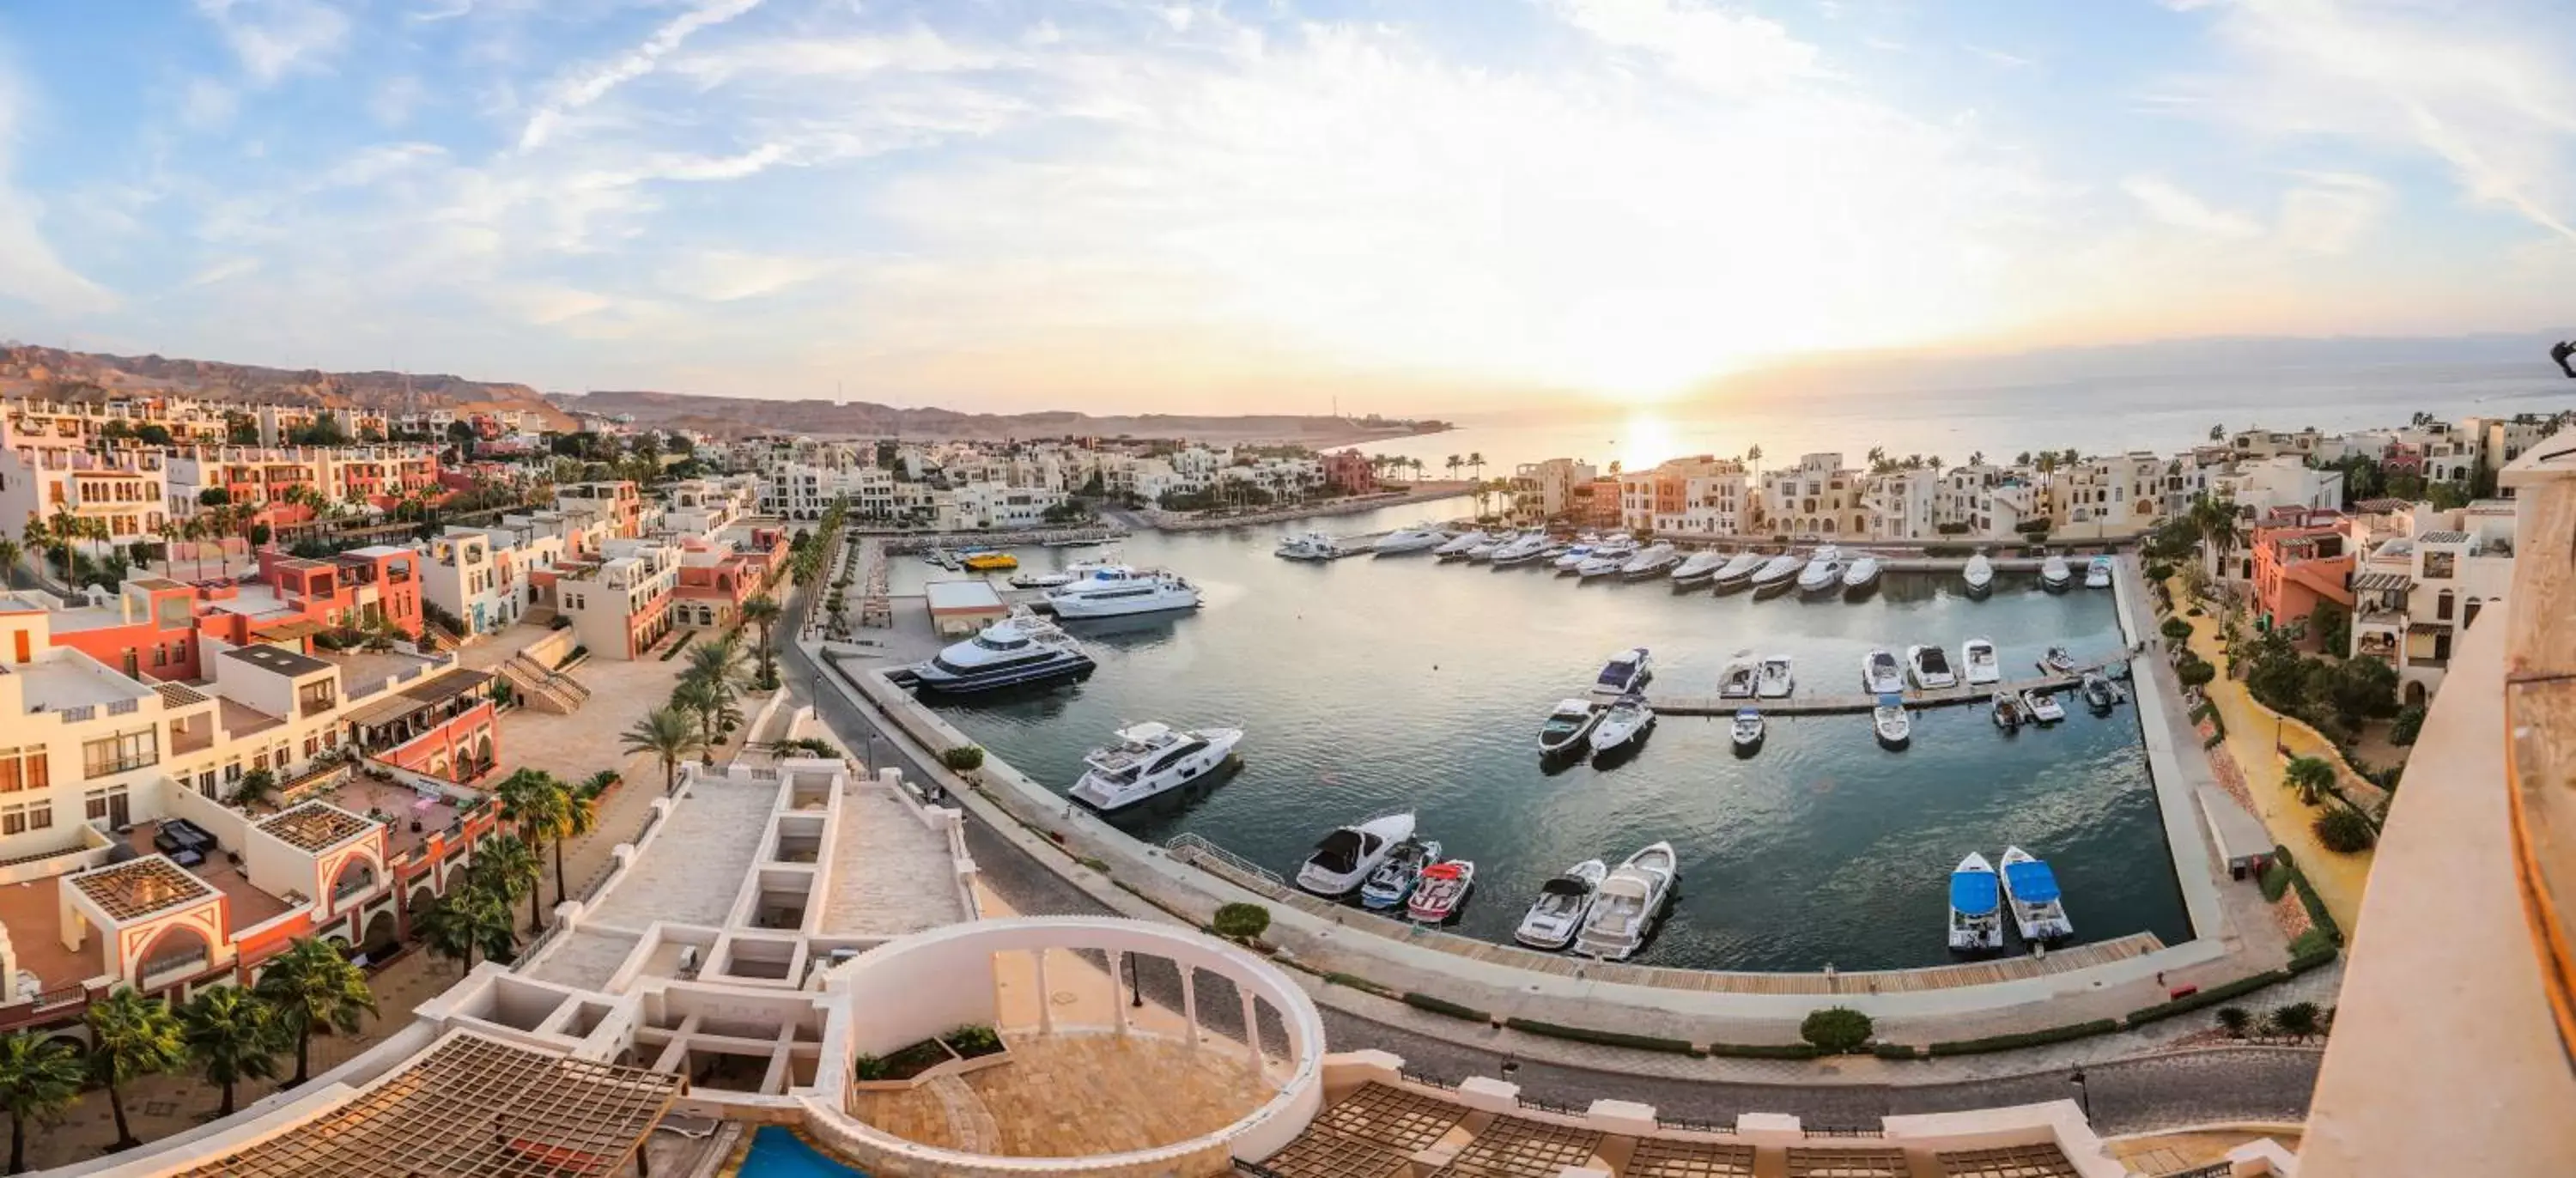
(0, 0), (2573, 414)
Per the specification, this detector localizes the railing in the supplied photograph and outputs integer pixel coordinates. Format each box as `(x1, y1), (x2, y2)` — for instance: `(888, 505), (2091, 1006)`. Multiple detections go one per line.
(1520, 1096), (1583, 1116)
(1801, 1126), (1885, 1139)
(1398, 1067), (1457, 1090)
(1163, 833), (1288, 891)
(139, 950), (211, 992)
(1656, 1115), (1734, 1134)
(106, 698), (138, 716)
(2153, 1165), (2234, 1178)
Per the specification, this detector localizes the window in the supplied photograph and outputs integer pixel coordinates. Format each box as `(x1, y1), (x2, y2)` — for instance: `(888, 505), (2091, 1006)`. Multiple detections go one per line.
(224, 762), (242, 783)
(81, 729), (157, 779)
(0, 801), (52, 835)
(2436, 590), (2455, 621)
(197, 770), (216, 798)
(0, 747), (48, 794)
(82, 786), (129, 825)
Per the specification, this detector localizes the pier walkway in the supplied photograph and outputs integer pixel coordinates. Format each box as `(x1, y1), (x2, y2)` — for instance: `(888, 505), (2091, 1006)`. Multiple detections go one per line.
(1650, 666), (2117, 717)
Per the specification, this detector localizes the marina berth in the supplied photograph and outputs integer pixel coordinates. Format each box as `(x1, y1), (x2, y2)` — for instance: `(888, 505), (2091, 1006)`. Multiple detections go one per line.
(1297, 811), (1417, 896)
(1551, 541), (1596, 572)
(1963, 550), (1996, 595)
(1749, 550), (1803, 596)
(1489, 531), (1552, 566)
(1670, 548), (1728, 586)
(1862, 647), (1905, 695)
(1796, 544), (1846, 596)
(1575, 550), (1627, 579)
(1537, 697), (1605, 758)
(1948, 853), (2005, 952)
(1046, 564), (1203, 617)
(1962, 638), (2002, 685)
(1990, 689), (2026, 730)
(1717, 659), (1759, 699)
(1756, 654), (1795, 698)
(1619, 541), (1682, 580)
(1275, 531), (1342, 561)
(2039, 645), (2078, 676)
(1066, 721), (1244, 813)
(1514, 859), (1608, 950)
(1591, 647), (1653, 701)
(2000, 845), (2075, 942)
(1462, 536), (1504, 562)
(1872, 693), (1911, 748)
(1358, 836), (1441, 910)
(2022, 687), (2067, 722)
(1907, 643), (1958, 689)
(1710, 550), (1765, 592)
(1589, 694), (1656, 756)
(2086, 554), (2114, 588)
(1841, 553), (1882, 595)
(902, 614), (1096, 695)
(1434, 530), (1492, 558)
(2081, 671), (2120, 713)
(2040, 553), (2074, 592)
(1405, 859), (1476, 923)
(1573, 841), (1678, 961)
(1730, 707), (1765, 754)
(1373, 524), (1448, 554)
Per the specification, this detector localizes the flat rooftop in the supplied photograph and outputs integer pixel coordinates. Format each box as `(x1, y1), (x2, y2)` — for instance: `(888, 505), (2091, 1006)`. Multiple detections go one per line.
(258, 802), (377, 855)
(10, 656), (151, 713)
(225, 643), (333, 677)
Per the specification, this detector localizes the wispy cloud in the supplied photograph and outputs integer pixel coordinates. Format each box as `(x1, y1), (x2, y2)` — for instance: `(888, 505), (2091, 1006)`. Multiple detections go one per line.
(2123, 175), (2263, 238)
(518, 0), (765, 150)
(1552, 0), (1824, 95)
(192, 0), (351, 85)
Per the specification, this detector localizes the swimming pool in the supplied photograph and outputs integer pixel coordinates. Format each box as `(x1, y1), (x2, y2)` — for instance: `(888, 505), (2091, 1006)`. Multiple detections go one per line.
(738, 1126), (867, 1176)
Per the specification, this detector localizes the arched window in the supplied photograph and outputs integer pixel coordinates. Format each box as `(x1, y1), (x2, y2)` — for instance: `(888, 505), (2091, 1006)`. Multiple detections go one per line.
(2464, 597), (2483, 628)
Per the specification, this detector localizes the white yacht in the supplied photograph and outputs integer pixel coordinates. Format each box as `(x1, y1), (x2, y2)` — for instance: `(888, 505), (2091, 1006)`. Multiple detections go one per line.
(1007, 570), (1077, 589)
(1749, 552), (1804, 596)
(1275, 531), (1341, 561)
(1296, 812), (1417, 896)
(2040, 554), (2073, 592)
(1434, 531), (1492, 560)
(1948, 853), (2005, 952)
(2081, 671), (2119, 713)
(1963, 550), (1996, 596)
(1047, 565), (1202, 618)
(1589, 533), (1639, 563)
(1710, 550), (1765, 593)
(1373, 525), (1447, 555)
(1862, 648), (1905, 695)
(1462, 537), (1505, 562)
(2085, 555), (2114, 589)
(1999, 846), (2075, 942)
(1873, 695), (1911, 748)
(1573, 842), (1677, 961)
(1716, 659), (1759, 699)
(903, 615), (1096, 695)
(1906, 644), (1957, 689)
(1551, 542), (1597, 573)
(1670, 550), (1728, 587)
(1619, 542), (1681, 580)
(1589, 695), (1655, 756)
(1796, 545), (1846, 596)
(1066, 722), (1245, 813)
(2038, 646), (2078, 677)
(1591, 648), (1653, 701)
(1730, 707), (1765, 754)
(1490, 531), (1552, 567)
(1514, 859), (1608, 950)
(1841, 555), (1882, 595)
(1756, 655), (1795, 699)
(1537, 699), (1603, 759)
(1358, 837), (1441, 910)
(2022, 689), (2066, 723)
(1961, 639), (2001, 686)
(1575, 551), (1627, 579)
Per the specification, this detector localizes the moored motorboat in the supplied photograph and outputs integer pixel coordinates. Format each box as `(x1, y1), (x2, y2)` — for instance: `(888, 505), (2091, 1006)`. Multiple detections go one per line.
(1906, 644), (1957, 689)
(1573, 842), (1677, 960)
(1373, 525), (1448, 555)
(1756, 655), (1795, 699)
(1434, 531), (1491, 559)
(2085, 555), (2114, 589)
(1862, 647), (1905, 695)
(1670, 550), (1728, 587)
(1948, 853), (2005, 952)
(1749, 551), (1804, 597)
(1990, 690), (2025, 731)
(1873, 695), (1911, 748)
(1538, 698), (1603, 759)
(1961, 638), (2001, 686)
(1717, 659), (1759, 699)
(1406, 859), (1476, 923)
(1490, 531), (1552, 566)
(1710, 550), (1765, 592)
(1463, 537), (1504, 562)
(1275, 531), (1341, 561)
(2038, 645), (2077, 676)
(1841, 555), (1882, 596)
(1619, 542), (1681, 580)
(1552, 542), (1597, 574)
(1575, 551), (1627, 579)
(1358, 837), (1442, 910)
(1296, 812), (1417, 896)
(1066, 722), (1245, 813)
(959, 549), (1018, 571)
(1008, 570), (1076, 589)
(1591, 647), (1653, 701)
(1730, 707), (1765, 755)
(1796, 545), (1846, 596)
(1589, 695), (1656, 756)
(1514, 859), (1608, 950)
(2022, 689), (2066, 723)
(1999, 846), (2075, 941)
(903, 615), (1096, 695)
(2040, 554), (2073, 592)
(1963, 550), (1995, 597)
(1048, 565), (1202, 618)
(2081, 671), (2118, 713)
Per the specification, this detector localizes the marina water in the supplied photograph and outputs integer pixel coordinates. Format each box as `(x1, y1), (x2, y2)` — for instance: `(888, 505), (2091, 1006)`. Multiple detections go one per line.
(906, 501), (2190, 972)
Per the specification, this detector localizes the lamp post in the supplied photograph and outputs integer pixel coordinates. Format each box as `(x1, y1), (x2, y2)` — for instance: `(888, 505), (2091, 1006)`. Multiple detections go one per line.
(1127, 952), (1145, 1009)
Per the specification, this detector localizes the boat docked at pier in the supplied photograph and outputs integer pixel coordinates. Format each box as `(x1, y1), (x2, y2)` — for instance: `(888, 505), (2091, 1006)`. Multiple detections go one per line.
(1948, 853), (2005, 952)
(1008, 570), (1076, 589)
(902, 615), (1096, 695)
(2022, 688), (2066, 723)
(1275, 531), (1342, 561)
(1990, 690), (2026, 731)
(1434, 531), (1492, 559)
(959, 549), (1018, 572)
(1573, 842), (1677, 961)
(1067, 722), (1245, 813)
(1589, 695), (1655, 756)
(2086, 555), (2114, 588)
(1358, 837), (1441, 910)
(2081, 671), (2120, 713)
(1717, 659), (1759, 699)
(1373, 525), (1448, 555)
(1538, 699), (1603, 759)
(1670, 550), (1729, 587)
(1297, 811), (1417, 896)
(2038, 646), (2078, 676)
(1963, 550), (1996, 597)
(1907, 644), (1957, 689)
(1796, 545), (1846, 596)
(1962, 638), (2001, 686)
(1619, 542), (1681, 580)
(1591, 648), (1653, 701)
(1047, 565), (1202, 618)
(1515, 859), (1607, 950)
(1999, 846), (2074, 942)
(1873, 695), (1911, 748)
(1757, 655), (1795, 699)
(1842, 555), (1882, 596)
(1490, 531), (1552, 566)
(1406, 859), (1475, 923)
(1862, 648), (1905, 695)
(1749, 551), (1804, 597)
(1710, 551), (1765, 592)
(1552, 542), (1596, 573)
(2040, 555), (2073, 592)
(1463, 536), (1505, 562)
(1576, 550), (1628, 579)
(1730, 707), (1765, 755)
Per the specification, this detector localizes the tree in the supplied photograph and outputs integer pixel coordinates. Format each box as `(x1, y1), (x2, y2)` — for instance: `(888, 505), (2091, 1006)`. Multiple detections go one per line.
(739, 596), (782, 689)
(622, 707), (706, 794)
(1800, 1006), (1873, 1054)
(494, 770), (571, 932)
(86, 987), (185, 1151)
(2389, 703), (2426, 746)
(2314, 807), (2377, 853)
(941, 744), (986, 774)
(1443, 454), (1461, 481)
(2215, 1006), (2252, 1039)
(2284, 756), (2336, 806)
(229, 768), (278, 811)
(420, 885), (516, 975)
(2177, 659), (2217, 689)
(0, 1032), (82, 1174)
(2160, 616), (2193, 642)
(465, 835), (541, 944)
(1212, 902), (1271, 943)
(252, 938), (376, 1088)
(2307, 599), (2349, 657)
(2270, 1000), (2323, 1042)
(670, 677), (738, 764)
(179, 985), (282, 1117)
(0, 534), (17, 592)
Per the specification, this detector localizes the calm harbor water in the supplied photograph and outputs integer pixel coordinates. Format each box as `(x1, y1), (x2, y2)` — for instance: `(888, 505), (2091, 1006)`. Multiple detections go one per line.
(908, 501), (2190, 971)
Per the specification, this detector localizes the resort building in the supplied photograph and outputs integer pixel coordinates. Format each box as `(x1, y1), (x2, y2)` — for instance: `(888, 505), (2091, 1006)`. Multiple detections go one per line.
(2347, 499), (2517, 701)
(554, 481), (647, 539)
(0, 443), (169, 550)
(2044, 452), (2166, 539)
(2214, 454), (2344, 519)
(1619, 456), (1748, 537)
(2247, 518), (2353, 641)
(1862, 466), (1942, 541)
(1508, 457), (1597, 520)
(1759, 452), (1867, 538)
(541, 539), (679, 661)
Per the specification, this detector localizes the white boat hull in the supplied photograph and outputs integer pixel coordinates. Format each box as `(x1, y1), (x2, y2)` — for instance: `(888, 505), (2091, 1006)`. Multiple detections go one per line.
(1067, 727), (1242, 813)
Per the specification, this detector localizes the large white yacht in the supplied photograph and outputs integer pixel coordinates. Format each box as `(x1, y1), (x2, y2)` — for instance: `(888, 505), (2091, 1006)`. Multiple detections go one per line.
(1297, 812), (1417, 896)
(1434, 531), (1492, 559)
(903, 615), (1096, 695)
(1373, 525), (1447, 555)
(1963, 550), (1996, 596)
(1573, 841), (1677, 961)
(1796, 545), (1846, 596)
(1514, 859), (1607, 950)
(1710, 550), (1765, 593)
(1841, 555), (1882, 595)
(1948, 853), (2004, 952)
(1619, 542), (1681, 580)
(1670, 550), (1728, 587)
(1274, 532), (1341, 561)
(2040, 554), (2073, 592)
(1551, 541), (1597, 573)
(2000, 846), (2075, 942)
(1489, 531), (1552, 566)
(1046, 565), (1201, 618)
(1066, 722), (1244, 813)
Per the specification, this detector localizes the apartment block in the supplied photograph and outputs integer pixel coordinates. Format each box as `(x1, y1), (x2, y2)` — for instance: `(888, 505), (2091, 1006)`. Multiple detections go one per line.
(1759, 452), (1867, 538)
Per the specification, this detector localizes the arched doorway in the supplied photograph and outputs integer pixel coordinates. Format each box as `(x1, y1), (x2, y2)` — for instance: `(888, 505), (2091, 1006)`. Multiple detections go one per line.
(134, 925), (214, 990)
(358, 911), (399, 961)
(329, 856), (380, 908)
(2404, 680), (2427, 707)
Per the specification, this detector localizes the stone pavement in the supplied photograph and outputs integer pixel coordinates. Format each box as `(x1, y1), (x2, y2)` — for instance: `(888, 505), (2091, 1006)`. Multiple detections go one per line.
(587, 774), (776, 929)
(821, 778), (969, 936)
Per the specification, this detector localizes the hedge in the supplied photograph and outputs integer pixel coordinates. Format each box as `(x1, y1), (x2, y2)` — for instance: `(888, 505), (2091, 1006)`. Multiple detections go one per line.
(1926, 1019), (2121, 1057)
(1322, 972), (1396, 999)
(2203, 732), (2227, 750)
(1402, 992), (1492, 1023)
(2257, 859), (2293, 903)
(1702, 1041), (1821, 1060)
(1503, 1017), (1701, 1056)
(2287, 938), (2340, 975)
(2272, 846), (2344, 944)
(2128, 970), (2292, 1026)
(1869, 1041), (1923, 1061)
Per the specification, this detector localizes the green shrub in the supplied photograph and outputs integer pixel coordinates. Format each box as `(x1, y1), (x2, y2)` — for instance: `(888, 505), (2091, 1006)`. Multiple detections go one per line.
(2286, 928), (2337, 969)
(1703, 1041), (1821, 1060)
(2178, 659), (2217, 689)
(2275, 847), (2343, 944)
(1800, 1006), (1874, 1054)
(1926, 1019), (2119, 1057)
(940, 745), (987, 773)
(2216, 1006), (2252, 1037)
(1323, 972), (1397, 999)
(853, 1054), (888, 1081)
(2314, 807), (2376, 853)
(1401, 992), (1491, 1023)
(1212, 902), (1272, 942)
(1503, 1017), (1699, 1055)
(2186, 605), (2204, 616)
(942, 1024), (1003, 1057)
(2128, 969), (2293, 1025)
(1869, 1041), (1922, 1060)
(2161, 616), (2194, 641)
(2389, 704), (2426, 746)
(2146, 562), (2176, 582)
(2257, 858), (2293, 903)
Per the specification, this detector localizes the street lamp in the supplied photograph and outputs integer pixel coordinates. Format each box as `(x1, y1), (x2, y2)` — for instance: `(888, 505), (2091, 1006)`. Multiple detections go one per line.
(1126, 952), (1145, 1008)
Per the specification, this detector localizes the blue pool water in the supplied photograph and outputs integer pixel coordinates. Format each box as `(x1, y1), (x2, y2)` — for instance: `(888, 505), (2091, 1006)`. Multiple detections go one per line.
(740, 1126), (868, 1176)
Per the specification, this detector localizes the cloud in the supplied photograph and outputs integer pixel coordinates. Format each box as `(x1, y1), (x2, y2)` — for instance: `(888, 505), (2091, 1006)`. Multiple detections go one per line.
(518, 0), (765, 150)
(1553, 0), (1823, 95)
(657, 250), (838, 301)
(185, 256), (263, 288)
(180, 78), (238, 129)
(2278, 172), (2390, 254)
(2123, 175), (2263, 238)
(193, 0), (351, 85)
(1963, 44), (2034, 69)
(369, 76), (427, 127)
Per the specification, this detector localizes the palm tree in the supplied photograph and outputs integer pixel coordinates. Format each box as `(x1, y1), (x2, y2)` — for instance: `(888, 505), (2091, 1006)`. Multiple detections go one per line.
(179, 985), (282, 1117)
(252, 938), (376, 1087)
(493, 771), (570, 932)
(738, 596), (782, 688)
(622, 707), (705, 794)
(0, 531), (19, 592)
(0, 1031), (82, 1174)
(1467, 452), (1485, 482)
(1406, 457), (1424, 482)
(466, 834), (542, 942)
(670, 677), (737, 765)
(419, 885), (516, 975)
(1866, 446), (1885, 469)
(1443, 454), (1461, 482)
(86, 987), (185, 1151)
(547, 774), (606, 909)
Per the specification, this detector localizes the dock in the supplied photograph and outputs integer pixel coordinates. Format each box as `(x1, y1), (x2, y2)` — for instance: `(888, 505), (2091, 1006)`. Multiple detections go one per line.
(1651, 665), (2120, 716)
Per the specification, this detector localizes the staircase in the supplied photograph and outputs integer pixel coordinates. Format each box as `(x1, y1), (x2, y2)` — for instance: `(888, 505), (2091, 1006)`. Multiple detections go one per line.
(499, 652), (591, 714)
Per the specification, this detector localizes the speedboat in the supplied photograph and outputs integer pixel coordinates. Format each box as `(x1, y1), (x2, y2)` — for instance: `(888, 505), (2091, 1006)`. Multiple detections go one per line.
(1841, 555), (1881, 596)
(1008, 570), (1076, 589)
(1717, 659), (1759, 699)
(1999, 846), (2075, 942)
(1589, 695), (1655, 756)
(1552, 543), (1596, 573)
(1048, 565), (1201, 618)
(1591, 533), (1639, 562)
(1514, 859), (1607, 950)
(1749, 552), (1803, 597)
(2022, 689), (2066, 723)
(1406, 859), (1476, 924)
(1434, 531), (1491, 560)
(1463, 536), (1505, 562)
(1296, 812), (1416, 896)
(1873, 695), (1911, 748)
(1358, 837), (1442, 910)
(1373, 525), (1447, 555)
(1575, 551), (1627, 579)
(959, 549), (1018, 572)
(1961, 638), (2001, 686)
(1756, 655), (1794, 699)
(1670, 550), (1728, 587)
(1906, 644), (1957, 689)
(1990, 690), (2025, 731)
(1963, 550), (1995, 597)
(1948, 853), (2005, 952)
(1491, 532), (1552, 566)
(2081, 671), (2118, 713)
(1619, 542), (1681, 581)
(904, 615), (1096, 695)
(1862, 648), (1905, 695)
(1276, 531), (1341, 561)
(1796, 545), (1845, 596)
(2040, 554), (2073, 592)
(1573, 842), (1677, 961)
(2085, 555), (2114, 589)
(1066, 722), (1245, 813)
(2038, 646), (2077, 676)
(1591, 647), (1653, 701)
(1537, 698), (1603, 759)
(1730, 707), (1765, 755)
(1710, 550), (1765, 592)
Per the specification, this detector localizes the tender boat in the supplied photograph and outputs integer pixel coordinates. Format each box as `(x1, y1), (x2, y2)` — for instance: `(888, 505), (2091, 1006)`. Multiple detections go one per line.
(959, 549), (1018, 572)
(903, 615), (1096, 695)
(1296, 812), (1417, 896)
(1047, 565), (1202, 618)
(1749, 552), (1804, 597)
(2022, 689), (2066, 723)
(1537, 698), (1604, 759)
(1008, 570), (1076, 589)
(1490, 532), (1552, 566)
(1963, 550), (1995, 596)
(1275, 531), (1341, 561)
(1948, 853), (2005, 952)
(1373, 525), (1447, 555)
(1999, 846), (2075, 942)
(1591, 648), (1653, 701)
(2038, 646), (2078, 676)
(1710, 550), (1765, 592)
(1841, 555), (1882, 595)
(1990, 690), (2025, 731)
(1862, 648), (1905, 695)
(1573, 842), (1677, 961)
(1358, 837), (1442, 910)
(1756, 655), (1795, 699)
(1717, 659), (1759, 699)
(2081, 671), (2118, 713)
(1552, 543), (1597, 573)
(1406, 859), (1476, 923)
(2040, 554), (2073, 592)
(1961, 638), (2001, 686)
(1873, 694), (1911, 748)
(1434, 531), (1491, 559)
(1670, 550), (1729, 587)
(1796, 545), (1846, 596)
(1619, 542), (1681, 581)
(2085, 555), (2114, 589)
(1514, 859), (1608, 950)
(1589, 695), (1655, 756)
(1906, 644), (1958, 689)
(1730, 707), (1765, 755)
(1066, 722), (1245, 813)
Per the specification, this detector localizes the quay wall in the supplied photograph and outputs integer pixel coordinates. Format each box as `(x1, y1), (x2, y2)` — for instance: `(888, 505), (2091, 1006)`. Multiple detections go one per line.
(1150, 484), (1474, 531)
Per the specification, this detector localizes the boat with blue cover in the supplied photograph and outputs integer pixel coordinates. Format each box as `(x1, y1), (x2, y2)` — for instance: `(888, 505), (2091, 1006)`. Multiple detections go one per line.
(2000, 846), (2074, 942)
(1948, 853), (2003, 951)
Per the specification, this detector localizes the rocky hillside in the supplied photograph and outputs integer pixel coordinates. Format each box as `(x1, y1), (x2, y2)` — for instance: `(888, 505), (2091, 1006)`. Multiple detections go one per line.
(558, 388), (1443, 444)
(0, 344), (574, 429)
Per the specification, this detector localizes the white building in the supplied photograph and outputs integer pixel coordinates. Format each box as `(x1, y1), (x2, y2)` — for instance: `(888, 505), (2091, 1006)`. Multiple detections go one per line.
(2216, 455), (2344, 517)
(2349, 500), (2516, 702)
(1862, 467), (1943, 541)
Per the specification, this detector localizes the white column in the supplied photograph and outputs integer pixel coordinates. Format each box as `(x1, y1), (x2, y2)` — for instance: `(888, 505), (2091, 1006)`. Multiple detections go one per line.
(1114, 951), (1133, 1036)
(1240, 992), (1261, 1065)
(1182, 965), (1200, 1050)
(1033, 950), (1053, 1034)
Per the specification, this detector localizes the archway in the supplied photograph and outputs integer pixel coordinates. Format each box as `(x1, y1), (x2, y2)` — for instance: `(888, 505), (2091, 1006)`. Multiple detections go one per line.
(329, 855), (380, 907)
(134, 924), (214, 989)
(2464, 598), (2484, 629)
(2404, 680), (2427, 707)
(358, 910), (399, 960)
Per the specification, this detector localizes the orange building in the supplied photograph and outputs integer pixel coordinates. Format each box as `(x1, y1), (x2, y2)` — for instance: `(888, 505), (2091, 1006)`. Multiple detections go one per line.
(2251, 520), (2354, 641)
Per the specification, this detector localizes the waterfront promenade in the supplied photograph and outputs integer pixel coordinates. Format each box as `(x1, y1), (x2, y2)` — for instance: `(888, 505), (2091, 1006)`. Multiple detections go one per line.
(1146, 483), (1473, 531)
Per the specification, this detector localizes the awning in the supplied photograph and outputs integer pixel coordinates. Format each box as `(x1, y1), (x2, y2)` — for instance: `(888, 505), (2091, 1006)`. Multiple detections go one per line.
(400, 669), (495, 706)
(343, 693), (432, 730)
(2350, 571), (2413, 592)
